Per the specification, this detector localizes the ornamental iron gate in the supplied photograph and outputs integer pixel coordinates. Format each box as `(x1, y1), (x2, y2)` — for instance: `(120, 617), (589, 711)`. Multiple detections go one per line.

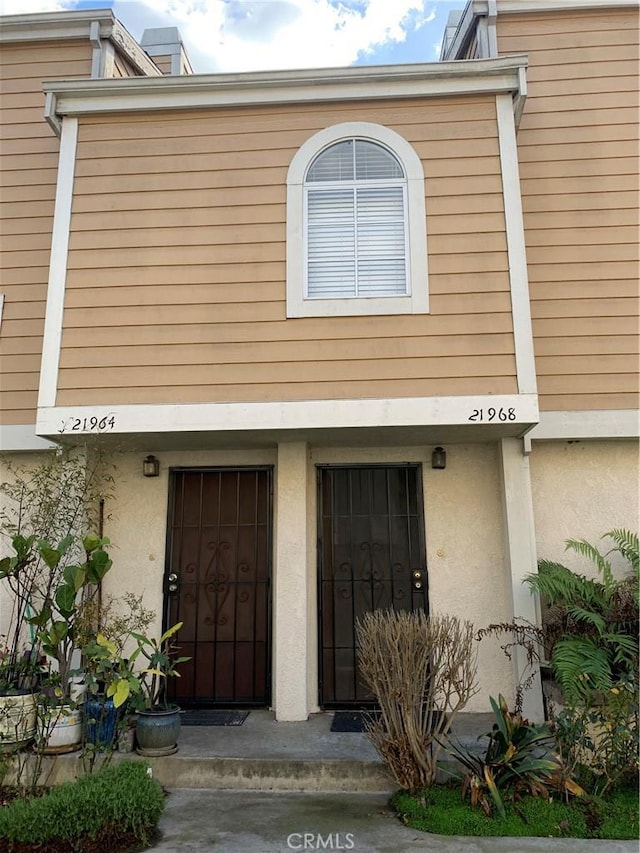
(165, 468), (272, 707)
(318, 464), (428, 707)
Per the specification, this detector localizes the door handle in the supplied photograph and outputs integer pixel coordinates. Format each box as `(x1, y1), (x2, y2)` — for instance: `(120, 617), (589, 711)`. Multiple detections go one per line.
(412, 570), (423, 590)
(167, 572), (179, 593)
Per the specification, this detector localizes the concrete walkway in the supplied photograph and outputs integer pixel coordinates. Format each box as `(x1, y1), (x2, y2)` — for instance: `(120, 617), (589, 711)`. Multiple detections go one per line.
(151, 789), (638, 853)
(144, 711), (636, 853)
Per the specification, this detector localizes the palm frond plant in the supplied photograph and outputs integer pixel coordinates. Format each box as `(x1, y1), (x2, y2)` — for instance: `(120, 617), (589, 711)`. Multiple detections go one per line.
(526, 530), (638, 705)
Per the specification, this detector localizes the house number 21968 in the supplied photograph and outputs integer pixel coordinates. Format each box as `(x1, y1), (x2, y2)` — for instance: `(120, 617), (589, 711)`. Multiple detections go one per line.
(468, 407), (516, 422)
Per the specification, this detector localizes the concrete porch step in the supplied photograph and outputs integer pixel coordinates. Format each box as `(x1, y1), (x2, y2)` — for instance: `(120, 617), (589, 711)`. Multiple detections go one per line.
(8, 710), (494, 793)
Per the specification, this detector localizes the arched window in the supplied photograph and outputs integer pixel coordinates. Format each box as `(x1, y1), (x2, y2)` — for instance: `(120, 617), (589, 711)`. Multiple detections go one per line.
(286, 122), (428, 318)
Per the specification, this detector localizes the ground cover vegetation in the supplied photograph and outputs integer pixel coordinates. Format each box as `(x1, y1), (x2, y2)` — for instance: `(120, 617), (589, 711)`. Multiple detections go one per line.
(357, 530), (639, 839)
(0, 760), (165, 852)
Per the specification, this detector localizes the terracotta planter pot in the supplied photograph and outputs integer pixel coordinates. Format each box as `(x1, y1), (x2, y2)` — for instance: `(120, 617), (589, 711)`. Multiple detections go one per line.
(136, 705), (181, 756)
(0, 690), (37, 753)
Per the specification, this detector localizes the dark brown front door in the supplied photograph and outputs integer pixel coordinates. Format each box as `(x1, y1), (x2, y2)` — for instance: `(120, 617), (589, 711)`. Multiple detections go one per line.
(318, 464), (428, 708)
(165, 468), (272, 707)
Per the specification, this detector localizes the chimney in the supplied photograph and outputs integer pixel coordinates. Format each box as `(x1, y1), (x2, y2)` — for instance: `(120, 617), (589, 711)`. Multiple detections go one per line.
(140, 27), (193, 75)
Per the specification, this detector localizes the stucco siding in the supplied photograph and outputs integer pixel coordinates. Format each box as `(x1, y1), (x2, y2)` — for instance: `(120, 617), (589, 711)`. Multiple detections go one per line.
(0, 41), (92, 426)
(56, 95), (517, 407)
(530, 439), (640, 577)
(498, 6), (639, 412)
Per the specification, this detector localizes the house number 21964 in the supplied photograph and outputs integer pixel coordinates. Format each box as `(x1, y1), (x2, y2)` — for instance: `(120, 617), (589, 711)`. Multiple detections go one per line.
(63, 414), (117, 432)
(468, 407), (516, 422)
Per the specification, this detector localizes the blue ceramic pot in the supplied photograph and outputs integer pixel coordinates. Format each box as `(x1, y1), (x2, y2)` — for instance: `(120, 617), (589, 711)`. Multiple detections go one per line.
(135, 705), (181, 756)
(84, 696), (117, 747)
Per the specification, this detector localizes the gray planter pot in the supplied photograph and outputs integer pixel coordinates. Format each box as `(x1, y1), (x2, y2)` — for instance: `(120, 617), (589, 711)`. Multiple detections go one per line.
(135, 705), (181, 756)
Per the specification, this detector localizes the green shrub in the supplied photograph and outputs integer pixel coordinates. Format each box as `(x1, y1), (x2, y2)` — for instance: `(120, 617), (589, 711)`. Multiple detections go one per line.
(392, 780), (638, 839)
(0, 760), (164, 850)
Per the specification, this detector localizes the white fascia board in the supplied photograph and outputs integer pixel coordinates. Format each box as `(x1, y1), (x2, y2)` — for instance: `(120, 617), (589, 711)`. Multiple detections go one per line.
(0, 10), (115, 41)
(444, 2), (480, 61)
(36, 394), (539, 439)
(0, 425), (57, 453)
(44, 55), (528, 117)
(530, 410), (640, 441)
(109, 22), (163, 77)
(496, 93), (536, 396)
(37, 117), (78, 409)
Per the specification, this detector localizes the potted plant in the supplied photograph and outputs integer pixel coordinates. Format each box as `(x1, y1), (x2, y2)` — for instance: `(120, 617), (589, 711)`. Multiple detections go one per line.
(30, 535), (113, 754)
(0, 450), (115, 754)
(0, 534), (45, 752)
(130, 622), (190, 756)
(79, 593), (154, 752)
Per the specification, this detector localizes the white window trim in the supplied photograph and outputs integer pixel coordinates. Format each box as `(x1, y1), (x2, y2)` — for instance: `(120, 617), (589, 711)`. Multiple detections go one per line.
(286, 122), (428, 318)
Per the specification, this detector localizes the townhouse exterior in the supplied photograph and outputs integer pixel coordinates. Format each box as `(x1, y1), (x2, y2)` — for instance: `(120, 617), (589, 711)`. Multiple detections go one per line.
(0, 1), (637, 722)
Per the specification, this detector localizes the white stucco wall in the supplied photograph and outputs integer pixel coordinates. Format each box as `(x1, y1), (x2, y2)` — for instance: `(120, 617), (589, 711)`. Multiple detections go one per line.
(530, 439), (639, 578)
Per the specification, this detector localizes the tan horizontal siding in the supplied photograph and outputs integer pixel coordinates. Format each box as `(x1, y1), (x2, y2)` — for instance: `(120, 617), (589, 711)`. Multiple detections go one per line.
(149, 54), (173, 75)
(539, 393), (637, 412)
(55, 374), (516, 408)
(58, 95), (517, 407)
(0, 40), (93, 426)
(58, 333), (515, 369)
(57, 354), (516, 389)
(60, 311), (514, 348)
(499, 5), (639, 412)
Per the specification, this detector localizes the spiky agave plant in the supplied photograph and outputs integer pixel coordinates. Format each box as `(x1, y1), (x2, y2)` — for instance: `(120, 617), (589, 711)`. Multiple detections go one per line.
(526, 530), (638, 704)
(446, 694), (584, 818)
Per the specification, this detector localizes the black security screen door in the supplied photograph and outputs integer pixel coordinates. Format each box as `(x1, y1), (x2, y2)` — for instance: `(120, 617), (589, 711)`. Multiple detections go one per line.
(318, 464), (428, 708)
(165, 468), (272, 707)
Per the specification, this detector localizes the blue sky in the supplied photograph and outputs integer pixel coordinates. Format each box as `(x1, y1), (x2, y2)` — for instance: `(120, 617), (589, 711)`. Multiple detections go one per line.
(0, 1), (466, 73)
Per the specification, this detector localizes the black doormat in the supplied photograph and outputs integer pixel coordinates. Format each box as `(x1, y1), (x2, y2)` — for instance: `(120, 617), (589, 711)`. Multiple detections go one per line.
(330, 710), (380, 733)
(180, 710), (250, 727)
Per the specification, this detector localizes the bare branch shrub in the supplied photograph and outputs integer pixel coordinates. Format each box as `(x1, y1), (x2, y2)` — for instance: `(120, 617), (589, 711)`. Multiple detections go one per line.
(356, 609), (478, 791)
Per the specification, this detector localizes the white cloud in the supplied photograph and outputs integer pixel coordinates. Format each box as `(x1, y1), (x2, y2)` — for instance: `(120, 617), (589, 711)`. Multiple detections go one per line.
(0, 0), (447, 72)
(0, 0), (70, 12)
(120, 0), (429, 72)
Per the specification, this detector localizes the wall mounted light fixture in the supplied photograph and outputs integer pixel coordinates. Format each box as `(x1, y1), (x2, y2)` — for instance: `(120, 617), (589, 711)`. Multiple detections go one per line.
(431, 447), (446, 470)
(142, 455), (160, 477)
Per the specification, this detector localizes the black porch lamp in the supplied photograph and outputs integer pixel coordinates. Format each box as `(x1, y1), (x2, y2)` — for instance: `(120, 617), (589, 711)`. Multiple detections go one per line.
(431, 447), (446, 470)
(142, 455), (160, 477)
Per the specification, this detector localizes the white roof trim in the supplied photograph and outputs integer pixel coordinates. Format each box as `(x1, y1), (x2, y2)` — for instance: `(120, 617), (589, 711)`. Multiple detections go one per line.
(43, 55), (527, 118)
(36, 394), (539, 440)
(0, 9), (161, 78)
(529, 410), (640, 441)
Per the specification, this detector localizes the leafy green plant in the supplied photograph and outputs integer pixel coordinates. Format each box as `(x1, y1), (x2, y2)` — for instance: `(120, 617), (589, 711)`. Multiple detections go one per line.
(446, 694), (584, 818)
(0, 450), (114, 695)
(28, 535), (113, 702)
(551, 681), (638, 796)
(0, 760), (164, 850)
(130, 622), (190, 710)
(526, 529), (638, 704)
